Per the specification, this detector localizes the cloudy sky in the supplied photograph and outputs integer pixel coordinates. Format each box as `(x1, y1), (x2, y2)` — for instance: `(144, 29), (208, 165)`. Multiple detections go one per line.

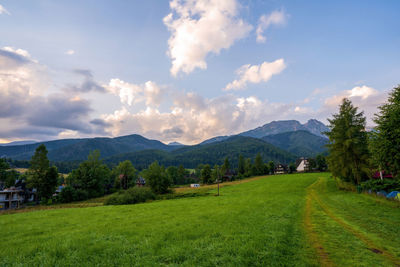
(0, 0), (399, 144)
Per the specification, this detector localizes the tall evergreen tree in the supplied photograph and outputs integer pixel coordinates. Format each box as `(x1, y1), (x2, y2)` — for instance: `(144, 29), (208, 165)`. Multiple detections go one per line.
(238, 154), (245, 175)
(372, 85), (400, 178)
(27, 144), (57, 200)
(326, 98), (370, 184)
(221, 157), (230, 175)
(201, 164), (212, 184)
(254, 153), (264, 175)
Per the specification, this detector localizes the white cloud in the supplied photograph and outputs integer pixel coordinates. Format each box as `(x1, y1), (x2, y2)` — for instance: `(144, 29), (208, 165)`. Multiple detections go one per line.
(65, 49), (75, 55)
(106, 79), (163, 107)
(256, 10), (287, 43)
(320, 85), (387, 125)
(0, 4), (10, 15)
(224, 59), (286, 91)
(101, 89), (297, 144)
(163, 0), (252, 76)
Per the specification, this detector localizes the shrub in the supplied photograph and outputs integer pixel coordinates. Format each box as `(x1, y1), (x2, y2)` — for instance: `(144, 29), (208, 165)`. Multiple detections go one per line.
(361, 179), (400, 192)
(59, 186), (77, 203)
(104, 187), (156, 205)
(75, 189), (89, 201)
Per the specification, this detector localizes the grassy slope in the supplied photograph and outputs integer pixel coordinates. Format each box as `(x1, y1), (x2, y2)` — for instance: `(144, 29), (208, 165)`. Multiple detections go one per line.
(0, 174), (318, 266)
(1, 173), (399, 266)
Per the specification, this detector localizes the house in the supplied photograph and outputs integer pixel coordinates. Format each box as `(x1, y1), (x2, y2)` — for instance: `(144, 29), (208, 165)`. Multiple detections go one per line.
(222, 169), (236, 182)
(136, 177), (146, 187)
(0, 187), (24, 210)
(275, 164), (288, 174)
(296, 158), (309, 172)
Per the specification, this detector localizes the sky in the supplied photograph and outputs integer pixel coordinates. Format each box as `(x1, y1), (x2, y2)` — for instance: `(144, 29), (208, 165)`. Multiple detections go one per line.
(0, 0), (399, 144)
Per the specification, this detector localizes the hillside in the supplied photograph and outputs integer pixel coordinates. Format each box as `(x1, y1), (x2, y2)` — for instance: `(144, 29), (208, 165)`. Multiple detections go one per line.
(261, 130), (328, 157)
(1, 173), (399, 266)
(105, 136), (297, 169)
(0, 134), (174, 161)
(239, 119), (329, 139)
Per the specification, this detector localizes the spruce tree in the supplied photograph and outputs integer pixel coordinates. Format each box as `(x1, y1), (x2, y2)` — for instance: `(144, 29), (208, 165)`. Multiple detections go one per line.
(326, 98), (370, 184)
(372, 85), (400, 178)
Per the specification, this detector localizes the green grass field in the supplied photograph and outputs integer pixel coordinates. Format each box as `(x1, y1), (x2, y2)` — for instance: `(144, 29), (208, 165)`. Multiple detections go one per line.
(1, 173), (399, 266)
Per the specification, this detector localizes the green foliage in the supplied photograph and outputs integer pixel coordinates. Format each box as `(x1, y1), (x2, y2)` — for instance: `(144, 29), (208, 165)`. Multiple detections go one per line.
(308, 158), (316, 171)
(326, 98), (370, 184)
(0, 159), (20, 188)
(288, 163), (296, 174)
(104, 187), (156, 205)
(0, 158), (10, 182)
(68, 150), (111, 198)
(254, 153), (264, 175)
(316, 154), (327, 171)
(361, 179), (400, 192)
(166, 166), (178, 185)
(211, 164), (221, 183)
(59, 186), (77, 203)
(268, 161), (275, 175)
(142, 161), (171, 194)
(372, 85), (400, 178)
(113, 160), (137, 190)
(238, 154), (245, 175)
(27, 144), (58, 200)
(201, 164), (212, 184)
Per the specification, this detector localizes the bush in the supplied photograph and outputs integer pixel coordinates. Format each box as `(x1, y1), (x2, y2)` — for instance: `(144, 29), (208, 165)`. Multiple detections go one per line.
(59, 186), (77, 203)
(104, 187), (156, 205)
(75, 189), (89, 201)
(361, 179), (400, 192)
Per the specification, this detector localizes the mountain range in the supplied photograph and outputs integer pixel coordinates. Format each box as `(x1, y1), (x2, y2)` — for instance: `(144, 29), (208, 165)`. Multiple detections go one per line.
(1, 119), (329, 169)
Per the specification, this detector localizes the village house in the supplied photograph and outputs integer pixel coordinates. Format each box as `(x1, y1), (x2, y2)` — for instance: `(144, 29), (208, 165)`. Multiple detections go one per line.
(296, 158), (309, 172)
(0, 187), (24, 210)
(275, 164), (288, 174)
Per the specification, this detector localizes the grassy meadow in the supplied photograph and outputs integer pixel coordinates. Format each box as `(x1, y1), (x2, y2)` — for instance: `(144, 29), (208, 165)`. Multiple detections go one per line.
(1, 173), (399, 266)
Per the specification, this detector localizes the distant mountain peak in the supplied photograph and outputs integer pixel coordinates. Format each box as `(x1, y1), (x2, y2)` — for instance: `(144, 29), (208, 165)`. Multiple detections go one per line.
(239, 119), (328, 139)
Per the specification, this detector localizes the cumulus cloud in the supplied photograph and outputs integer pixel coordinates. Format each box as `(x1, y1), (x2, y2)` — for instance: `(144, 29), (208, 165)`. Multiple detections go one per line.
(224, 59), (286, 90)
(321, 85), (387, 125)
(256, 10), (287, 43)
(0, 4), (10, 15)
(100, 90), (298, 144)
(0, 47), (102, 141)
(106, 79), (163, 107)
(163, 0), (252, 76)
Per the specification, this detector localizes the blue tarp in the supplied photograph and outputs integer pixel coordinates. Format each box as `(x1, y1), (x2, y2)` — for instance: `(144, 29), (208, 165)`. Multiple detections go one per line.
(386, 191), (400, 198)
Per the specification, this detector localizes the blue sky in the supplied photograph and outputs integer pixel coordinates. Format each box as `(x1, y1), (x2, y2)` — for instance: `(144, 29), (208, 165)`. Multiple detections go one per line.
(0, 0), (399, 144)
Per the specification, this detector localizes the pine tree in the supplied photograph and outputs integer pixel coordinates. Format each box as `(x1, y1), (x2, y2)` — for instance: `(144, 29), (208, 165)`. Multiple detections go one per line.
(238, 154), (245, 175)
(254, 153), (264, 175)
(28, 144), (55, 200)
(372, 85), (400, 178)
(326, 98), (370, 184)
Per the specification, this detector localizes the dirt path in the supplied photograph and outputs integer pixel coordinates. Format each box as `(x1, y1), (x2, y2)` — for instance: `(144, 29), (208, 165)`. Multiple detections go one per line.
(307, 177), (400, 267)
(304, 179), (334, 267)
